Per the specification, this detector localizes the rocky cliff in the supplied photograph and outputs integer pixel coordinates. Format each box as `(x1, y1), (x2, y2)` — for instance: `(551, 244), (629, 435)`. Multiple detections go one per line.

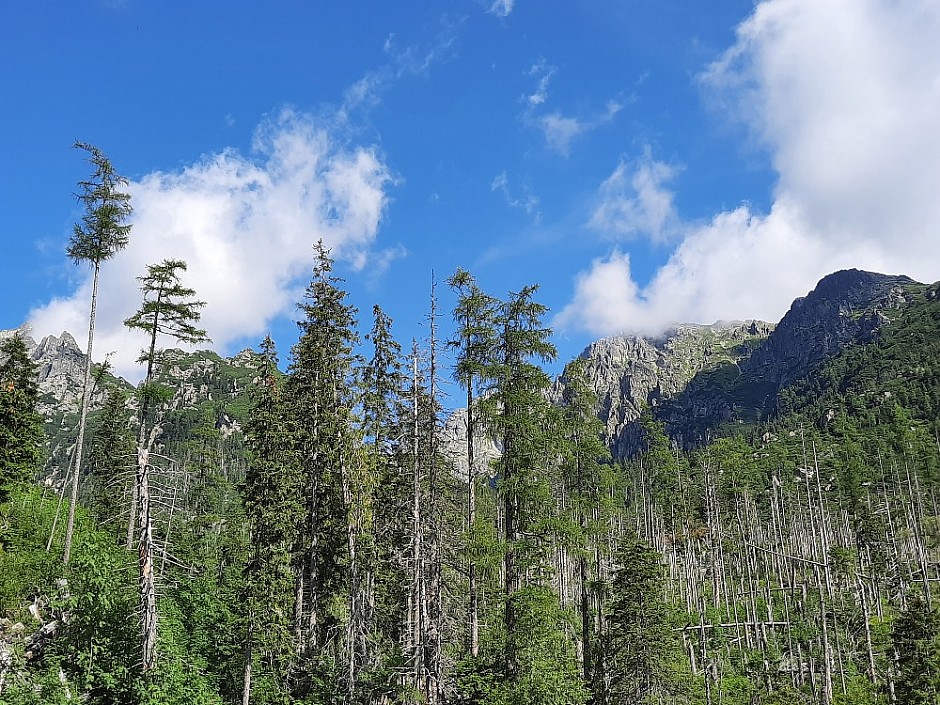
(0, 326), (113, 418)
(574, 321), (773, 457)
(572, 269), (924, 456)
(743, 269), (916, 386)
(0, 325), (263, 478)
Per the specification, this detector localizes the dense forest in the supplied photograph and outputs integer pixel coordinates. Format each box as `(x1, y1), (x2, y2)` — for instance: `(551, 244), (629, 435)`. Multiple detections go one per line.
(2, 150), (940, 705)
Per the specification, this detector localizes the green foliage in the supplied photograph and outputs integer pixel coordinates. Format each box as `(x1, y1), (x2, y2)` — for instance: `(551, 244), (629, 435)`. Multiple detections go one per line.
(85, 387), (134, 530)
(242, 336), (299, 697)
(0, 487), (63, 615)
(124, 259), (210, 363)
(0, 335), (44, 500)
(285, 240), (361, 689)
(600, 539), (690, 705)
(486, 586), (587, 705)
(59, 531), (139, 702)
(68, 142), (132, 267)
(892, 594), (940, 705)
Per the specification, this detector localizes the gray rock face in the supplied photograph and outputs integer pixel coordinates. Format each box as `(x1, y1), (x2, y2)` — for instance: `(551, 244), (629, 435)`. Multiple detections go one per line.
(0, 326), (104, 417)
(440, 406), (501, 483)
(575, 321), (773, 458)
(743, 269), (915, 386)
(576, 269), (919, 455)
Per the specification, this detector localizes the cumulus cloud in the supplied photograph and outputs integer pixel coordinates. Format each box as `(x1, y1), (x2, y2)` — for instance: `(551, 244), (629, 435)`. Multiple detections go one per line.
(29, 109), (392, 380)
(588, 151), (681, 243)
(558, 0), (940, 337)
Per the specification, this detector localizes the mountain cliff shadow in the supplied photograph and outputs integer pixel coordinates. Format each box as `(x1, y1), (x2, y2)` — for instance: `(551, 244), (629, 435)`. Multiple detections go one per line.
(655, 361), (779, 449)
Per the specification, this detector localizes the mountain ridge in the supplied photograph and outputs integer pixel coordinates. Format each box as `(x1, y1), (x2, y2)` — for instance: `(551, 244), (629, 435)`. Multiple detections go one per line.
(3, 267), (933, 466)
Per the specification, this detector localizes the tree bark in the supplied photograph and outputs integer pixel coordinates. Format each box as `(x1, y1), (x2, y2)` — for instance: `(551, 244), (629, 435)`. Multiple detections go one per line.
(64, 263), (100, 564)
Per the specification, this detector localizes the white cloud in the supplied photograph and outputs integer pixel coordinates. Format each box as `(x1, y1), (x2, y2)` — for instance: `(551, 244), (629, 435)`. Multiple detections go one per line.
(558, 0), (940, 337)
(526, 59), (555, 106)
(29, 109), (392, 380)
(540, 113), (584, 156)
(588, 151), (681, 243)
(488, 0), (514, 19)
(538, 101), (622, 156)
(339, 23), (458, 122)
(491, 170), (540, 216)
(522, 61), (621, 155)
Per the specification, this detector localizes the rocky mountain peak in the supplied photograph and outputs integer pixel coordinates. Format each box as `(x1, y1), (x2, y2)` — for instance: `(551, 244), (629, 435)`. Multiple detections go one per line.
(0, 326), (96, 416)
(576, 320), (773, 458)
(743, 269), (916, 386)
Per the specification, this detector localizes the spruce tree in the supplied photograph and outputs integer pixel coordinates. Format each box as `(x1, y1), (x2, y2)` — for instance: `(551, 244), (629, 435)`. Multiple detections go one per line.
(482, 286), (558, 603)
(559, 358), (616, 688)
(478, 285), (572, 690)
(242, 336), (299, 705)
(448, 268), (499, 659)
(285, 240), (360, 698)
(600, 539), (687, 705)
(63, 142), (132, 565)
(892, 594), (940, 705)
(362, 305), (409, 685)
(0, 334), (43, 502)
(86, 386), (135, 535)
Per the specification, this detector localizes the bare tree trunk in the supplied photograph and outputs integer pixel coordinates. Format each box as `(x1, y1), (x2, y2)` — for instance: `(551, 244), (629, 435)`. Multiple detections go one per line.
(137, 440), (158, 671)
(64, 263), (100, 565)
(342, 455), (358, 700)
(410, 344), (426, 694)
(466, 388), (479, 658)
(427, 287), (443, 705)
(242, 619), (253, 705)
(126, 477), (139, 550)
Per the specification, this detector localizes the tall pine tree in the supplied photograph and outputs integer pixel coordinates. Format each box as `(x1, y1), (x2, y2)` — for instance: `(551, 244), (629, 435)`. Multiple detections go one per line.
(124, 258), (209, 673)
(242, 336), (299, 705)
(63, 142), (132, 565)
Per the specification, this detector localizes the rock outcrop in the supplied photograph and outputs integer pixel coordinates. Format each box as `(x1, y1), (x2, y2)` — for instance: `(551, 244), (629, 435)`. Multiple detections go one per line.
(743, 269), (915, 386)
(0, 326), (107, 417)
(575, 321), (772, 457)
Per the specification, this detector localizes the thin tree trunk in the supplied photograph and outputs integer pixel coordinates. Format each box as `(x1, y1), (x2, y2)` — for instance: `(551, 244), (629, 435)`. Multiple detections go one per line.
(135, 301), (161, 672)
(466, 383), (479, 658)
(427, 286), (443, 705)
(64, 263), (100, 564)
(242, 619), (253, 705)
(138, 440), (158, 671)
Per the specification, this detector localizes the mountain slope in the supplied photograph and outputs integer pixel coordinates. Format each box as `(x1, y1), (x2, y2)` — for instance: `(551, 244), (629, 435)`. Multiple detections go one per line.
(573, 269), (929, 456)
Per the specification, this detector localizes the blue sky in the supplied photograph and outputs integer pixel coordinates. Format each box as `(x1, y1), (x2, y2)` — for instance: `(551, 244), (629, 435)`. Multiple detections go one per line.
(3, 1), (939, 382)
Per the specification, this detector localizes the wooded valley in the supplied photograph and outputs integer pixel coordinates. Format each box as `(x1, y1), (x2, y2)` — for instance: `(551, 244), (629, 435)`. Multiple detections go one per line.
(2, 148), (940, 705)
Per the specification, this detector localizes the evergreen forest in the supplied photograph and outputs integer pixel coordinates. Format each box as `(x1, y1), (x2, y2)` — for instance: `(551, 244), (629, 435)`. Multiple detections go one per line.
(2, 147), (940, 705)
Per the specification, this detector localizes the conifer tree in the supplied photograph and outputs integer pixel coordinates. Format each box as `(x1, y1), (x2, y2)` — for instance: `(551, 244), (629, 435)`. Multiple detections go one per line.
(0, 334), (43, 502)
(124, 258), (209, 672)
(600, 539), (687, 705)
(486, 286), (557, 591)
(559, 358), (616, 687)
(285, 240), (360, 697)
(448, 268), (499, 658)
(242, 336), (299, 705)
(892, 594), (940, 705)
(480, 285), (564, 682)
(86, 386), (135, 534)
(63, 142), (132, 565)
(362, 305), (409, 683)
